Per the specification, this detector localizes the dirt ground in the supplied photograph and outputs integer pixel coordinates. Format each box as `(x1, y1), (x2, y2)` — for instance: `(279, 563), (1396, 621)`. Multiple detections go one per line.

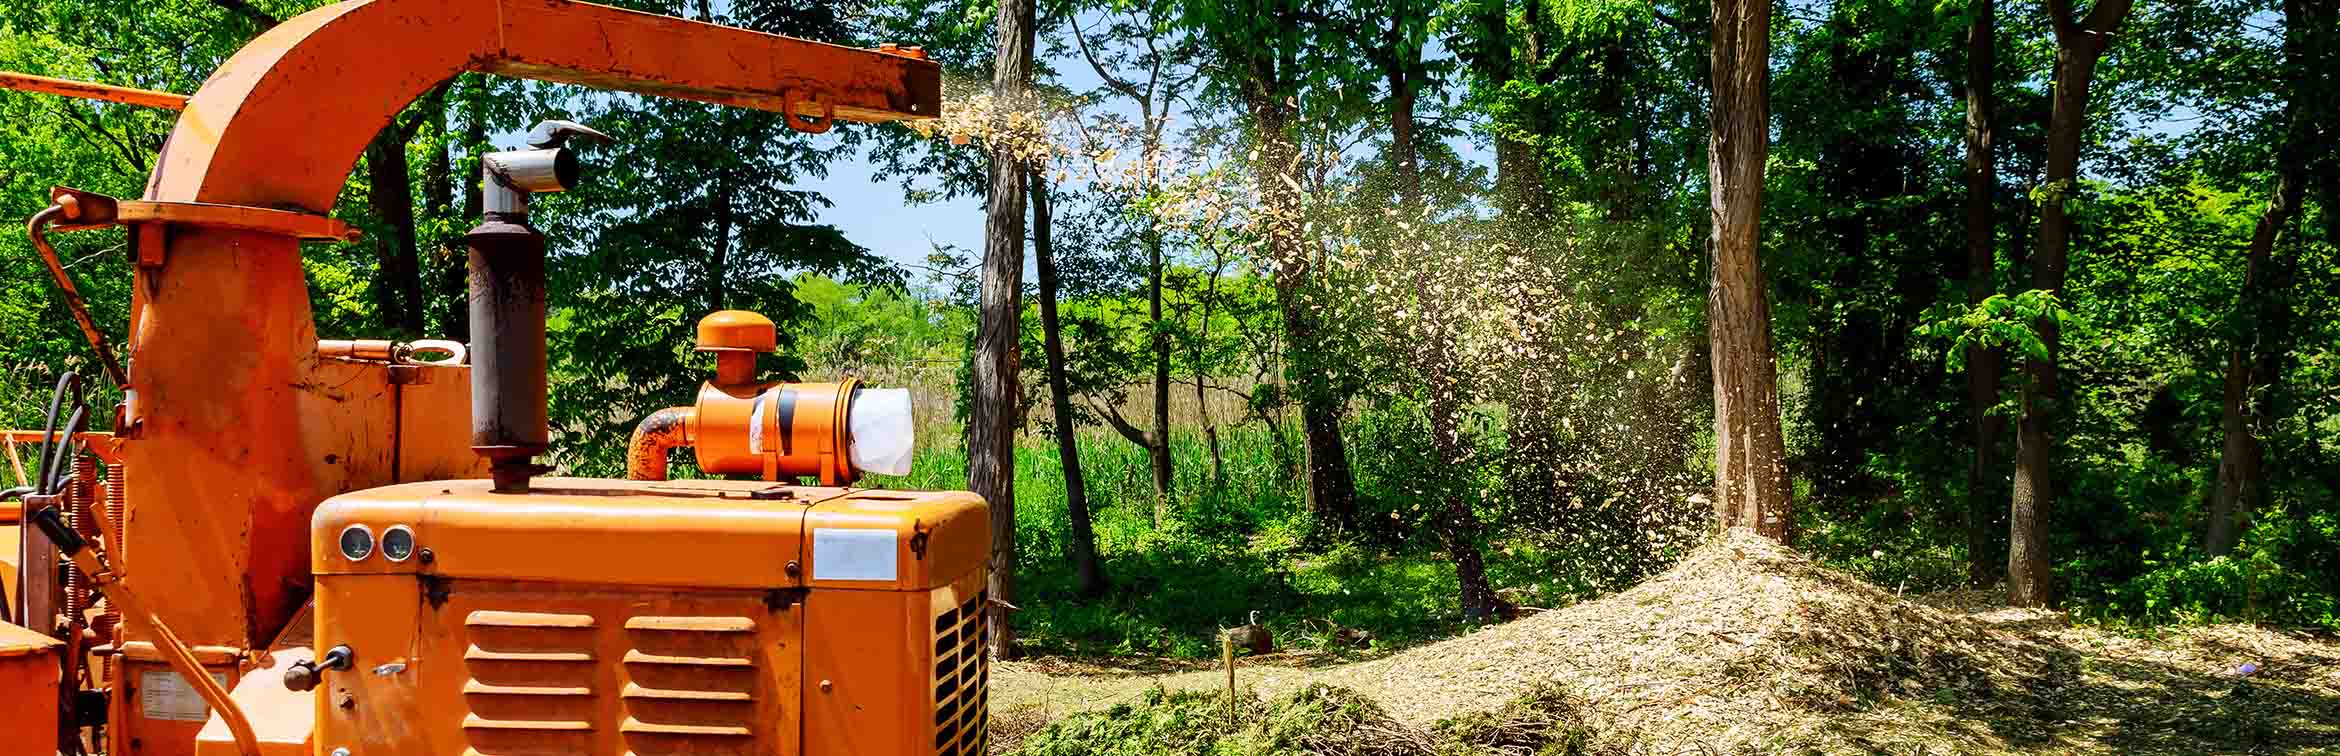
(990, 533), (2340, 755)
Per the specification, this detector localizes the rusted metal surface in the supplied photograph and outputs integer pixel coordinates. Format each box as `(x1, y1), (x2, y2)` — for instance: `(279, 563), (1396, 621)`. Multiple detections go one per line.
(113, 201), (358, 244)
(20, 2), (957, 754)
(464, 216), (549, 492)
(150, 0), (939, 212)
(625, 407), (694, 481)
(0, 70), (189, 109)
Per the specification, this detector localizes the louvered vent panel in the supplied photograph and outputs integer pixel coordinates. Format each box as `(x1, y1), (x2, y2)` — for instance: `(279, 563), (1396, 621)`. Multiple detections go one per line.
(453, 595), (771, 756)
(621, 614), (761, 755)
(931, 589), (988, 756)
(461, 610), (600, 755)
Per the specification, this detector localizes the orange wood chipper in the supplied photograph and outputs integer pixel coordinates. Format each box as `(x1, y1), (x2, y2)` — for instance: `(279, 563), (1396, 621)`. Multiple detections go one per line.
(0, 2), (992, 755)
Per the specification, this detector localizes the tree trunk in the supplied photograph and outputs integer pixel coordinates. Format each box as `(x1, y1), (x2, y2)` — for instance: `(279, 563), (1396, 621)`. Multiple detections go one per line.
(1961, 0), (2005, 586)
(2205, 172), (2298, 556)
(1243, 16), (1359, 535)
(975, 0), (1035, 659)
(1707, 0), (1793, 540)
(1146, 227), (1173, 508)
(1032, 171), (1106, 597)
(1197, 263), (1228, 483)
(2010, 0), (2132, 607)
(364, 128), (426, 336)
(1389, 0), (1499, 615)
(1429, 367), (1510, 621)
(1386, 0), (1422, 209)
(1476, 0), (1563, 515)
(2207, 0), (2327, 553)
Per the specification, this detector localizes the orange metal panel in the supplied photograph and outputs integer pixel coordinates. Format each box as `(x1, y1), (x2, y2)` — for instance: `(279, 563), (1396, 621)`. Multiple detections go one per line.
(151, 0), (937, 212)
(314, 575), (804, 756)
(0, 525), (17, 613)
(802, 490), (989, 593)
(311, 478), (824, 589)
(110, 659), (245, 756)
(801, 565), (988, 756)
(393, 364), (491, 483)
(0, 621), (61, 756)
(195, 604), (317, 756)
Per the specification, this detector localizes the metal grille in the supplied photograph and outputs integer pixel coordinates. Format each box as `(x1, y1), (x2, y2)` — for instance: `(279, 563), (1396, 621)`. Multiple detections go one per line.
(455, 598), (768, 756)
(930, 589), (988, 756)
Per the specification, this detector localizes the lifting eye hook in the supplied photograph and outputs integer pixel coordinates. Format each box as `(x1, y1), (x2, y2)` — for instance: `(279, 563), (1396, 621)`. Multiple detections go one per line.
(783, 89), (835, 134)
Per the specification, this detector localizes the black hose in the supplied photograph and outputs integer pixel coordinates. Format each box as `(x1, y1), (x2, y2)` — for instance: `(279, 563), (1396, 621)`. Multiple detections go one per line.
(43, 404), (88, 495)
(33, 372), (79, 495)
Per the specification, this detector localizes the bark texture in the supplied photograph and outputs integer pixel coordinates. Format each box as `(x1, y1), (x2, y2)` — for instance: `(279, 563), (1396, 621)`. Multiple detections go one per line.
(975, 0), (1036, 658)
(1234, 2), (1360, 535)
(2206, 172), (2299, 556)
(2010, 0), (2131, 607)
(1962, 0), (2006, 586)
(1707, 0), (1793, 541)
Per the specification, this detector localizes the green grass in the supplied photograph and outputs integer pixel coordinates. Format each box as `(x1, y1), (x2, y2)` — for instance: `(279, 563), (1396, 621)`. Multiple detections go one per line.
(1010, 682), (1600, 756)
(865, 425), (1657, 659)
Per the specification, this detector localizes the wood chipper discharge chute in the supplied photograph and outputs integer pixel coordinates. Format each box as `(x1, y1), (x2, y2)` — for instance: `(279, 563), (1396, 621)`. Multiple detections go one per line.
(0, 1), (989, 754)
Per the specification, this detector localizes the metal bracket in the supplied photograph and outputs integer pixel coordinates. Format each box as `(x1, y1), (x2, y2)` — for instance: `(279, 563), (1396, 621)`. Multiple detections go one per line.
(49, 186), (360, 269)
(782, 89), (836, 134)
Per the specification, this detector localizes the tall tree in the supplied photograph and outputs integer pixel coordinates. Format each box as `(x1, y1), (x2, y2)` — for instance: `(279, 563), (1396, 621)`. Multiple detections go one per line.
(1069, 4), (1199, 509)
(2007, 0), (2132, 607)
(1375, 0), (1506, 620)
(973, 0), (1037, 658)
(1186, 0), (1362, 534)
(1962, 0), (2006, 585)
(1706, 0), (1792, 540)
(1031, 169), (1107, 596)
(2205, 0), (2334, 556)
(362, 83), (449, 337)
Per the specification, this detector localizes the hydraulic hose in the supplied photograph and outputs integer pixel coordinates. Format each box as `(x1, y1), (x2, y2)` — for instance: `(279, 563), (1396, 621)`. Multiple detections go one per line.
(626, 407), (695, 481)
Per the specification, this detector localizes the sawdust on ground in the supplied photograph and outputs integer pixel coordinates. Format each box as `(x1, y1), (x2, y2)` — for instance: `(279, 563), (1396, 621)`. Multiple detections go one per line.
(992, 531), (2340, 754)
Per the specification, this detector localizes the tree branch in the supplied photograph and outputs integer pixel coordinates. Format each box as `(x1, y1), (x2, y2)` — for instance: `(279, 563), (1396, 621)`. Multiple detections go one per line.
(54, 102), (146, 176)
(1070, 12), (1144, 102)
(1088, 397), (1156, 448)
(396, 80), (455, 141)
(207, 0), (281, 29)
(1651, 5), (1698, 38)
(2080, 0), (2134, 34)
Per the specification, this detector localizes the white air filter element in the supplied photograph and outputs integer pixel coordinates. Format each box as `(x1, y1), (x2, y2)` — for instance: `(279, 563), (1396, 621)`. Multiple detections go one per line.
(848, 388), (916, 477)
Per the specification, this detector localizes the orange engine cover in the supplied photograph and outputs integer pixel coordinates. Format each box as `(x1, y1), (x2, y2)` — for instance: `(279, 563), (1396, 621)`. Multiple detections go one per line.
(301, 477), (988, 756)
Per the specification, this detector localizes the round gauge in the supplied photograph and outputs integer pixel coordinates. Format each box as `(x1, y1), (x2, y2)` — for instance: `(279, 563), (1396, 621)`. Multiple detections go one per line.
(338, 524), (375, 561)
(380, 525), (416, 562)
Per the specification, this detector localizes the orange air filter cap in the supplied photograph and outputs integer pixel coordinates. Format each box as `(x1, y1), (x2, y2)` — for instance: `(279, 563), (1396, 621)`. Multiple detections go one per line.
(695, 309), (778, 352)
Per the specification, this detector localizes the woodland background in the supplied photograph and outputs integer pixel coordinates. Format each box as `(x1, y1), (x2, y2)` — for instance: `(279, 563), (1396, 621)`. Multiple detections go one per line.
(1, 0), (2336, 664)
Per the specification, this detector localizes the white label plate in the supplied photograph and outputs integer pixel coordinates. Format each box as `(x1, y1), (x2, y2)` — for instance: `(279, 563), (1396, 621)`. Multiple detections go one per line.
(812, 527), (899, 581)
(140, 669), (230, 722)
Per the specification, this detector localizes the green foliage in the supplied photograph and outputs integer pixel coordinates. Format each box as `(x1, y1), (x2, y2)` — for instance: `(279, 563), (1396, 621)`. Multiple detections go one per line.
(1013, 683), (1601, 756)
(1921, 290), (2071, 373)
(1014, 687), (1239, 756)
(2067, 504), (2340, 631)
